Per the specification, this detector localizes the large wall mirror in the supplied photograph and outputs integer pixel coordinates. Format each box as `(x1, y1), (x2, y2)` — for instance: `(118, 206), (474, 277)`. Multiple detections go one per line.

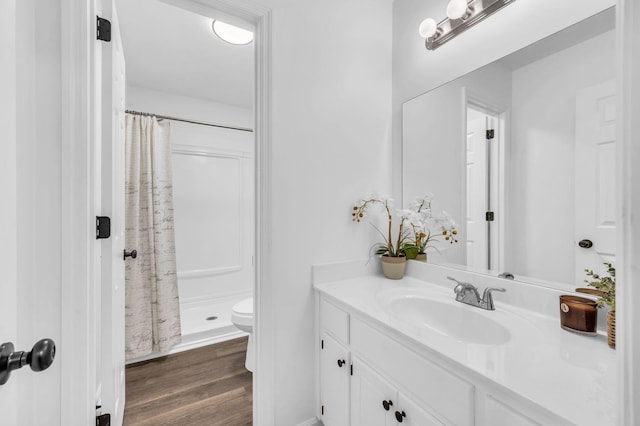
(403, 7), (616, 289)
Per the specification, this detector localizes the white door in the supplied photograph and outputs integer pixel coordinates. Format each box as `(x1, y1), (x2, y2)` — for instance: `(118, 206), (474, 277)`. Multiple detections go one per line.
(97, 0), (127, 424)
(397, 392), (444, 426)
(320, 333), (350, 426)
(575, 80), (616, 284)
(351, 358), (396, 426)
(0, 1), (18, 423)
(466, 107), (489, 270)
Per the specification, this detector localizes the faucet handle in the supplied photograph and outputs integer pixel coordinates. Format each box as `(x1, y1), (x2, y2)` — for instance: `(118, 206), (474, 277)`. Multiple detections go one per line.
(481, 287), (506, 310)
(448, 277), (468, 296)
(447, 276), (467, 292)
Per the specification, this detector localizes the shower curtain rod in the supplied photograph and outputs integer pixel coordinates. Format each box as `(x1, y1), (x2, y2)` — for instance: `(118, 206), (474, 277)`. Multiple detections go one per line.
(125, 110), (254, 133)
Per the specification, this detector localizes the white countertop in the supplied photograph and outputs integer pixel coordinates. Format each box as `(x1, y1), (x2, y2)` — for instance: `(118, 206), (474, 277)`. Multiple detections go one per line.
(314, 274), (617, 425)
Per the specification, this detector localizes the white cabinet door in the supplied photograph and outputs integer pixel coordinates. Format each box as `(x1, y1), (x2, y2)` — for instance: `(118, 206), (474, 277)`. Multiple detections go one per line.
(398, 392), (444, 426)
(351, 357), (397, 426)
(320, 333), (351, 426)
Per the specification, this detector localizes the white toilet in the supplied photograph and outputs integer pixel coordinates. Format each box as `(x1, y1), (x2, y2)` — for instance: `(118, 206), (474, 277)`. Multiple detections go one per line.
(231, 297), (254, 372)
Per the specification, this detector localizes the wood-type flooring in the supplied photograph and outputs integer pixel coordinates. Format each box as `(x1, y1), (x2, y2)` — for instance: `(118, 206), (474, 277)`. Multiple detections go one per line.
(123, 337), (252, 426)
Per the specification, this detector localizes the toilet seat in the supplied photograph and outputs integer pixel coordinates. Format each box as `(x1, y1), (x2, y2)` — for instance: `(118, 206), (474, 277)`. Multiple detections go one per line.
(231, 297), (254, 332)
(233, 297), (253, 315)
(231, 297), (255, 372)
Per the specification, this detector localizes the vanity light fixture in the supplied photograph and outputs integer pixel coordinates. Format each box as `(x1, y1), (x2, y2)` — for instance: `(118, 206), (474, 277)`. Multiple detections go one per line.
(419, 0), (516, 50)
(212, 20), (254, 45)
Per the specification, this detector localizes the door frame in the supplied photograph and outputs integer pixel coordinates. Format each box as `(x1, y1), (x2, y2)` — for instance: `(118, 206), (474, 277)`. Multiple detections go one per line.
(464, 93), (507, 273)
(60, 0), (274, 424)
(617, 2), (640, 424)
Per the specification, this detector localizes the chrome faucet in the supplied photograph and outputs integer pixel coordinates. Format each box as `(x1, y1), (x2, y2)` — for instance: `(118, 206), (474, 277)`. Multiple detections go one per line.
(447, 277), (506, 311)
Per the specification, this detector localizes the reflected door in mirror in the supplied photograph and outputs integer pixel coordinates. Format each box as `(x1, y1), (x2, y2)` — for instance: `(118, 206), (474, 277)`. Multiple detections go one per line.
(575, 80), (616, 282)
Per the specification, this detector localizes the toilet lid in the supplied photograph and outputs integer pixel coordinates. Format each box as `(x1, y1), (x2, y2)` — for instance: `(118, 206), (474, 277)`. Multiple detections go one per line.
(233, 297), (253, 315)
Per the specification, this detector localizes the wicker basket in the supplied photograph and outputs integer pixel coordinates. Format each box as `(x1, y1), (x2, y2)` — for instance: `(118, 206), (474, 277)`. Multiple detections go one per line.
(607, 310), (616, 349)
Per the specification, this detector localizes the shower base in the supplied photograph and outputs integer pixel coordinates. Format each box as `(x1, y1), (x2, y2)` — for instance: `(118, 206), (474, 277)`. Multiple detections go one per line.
(126, 290), (251, 365)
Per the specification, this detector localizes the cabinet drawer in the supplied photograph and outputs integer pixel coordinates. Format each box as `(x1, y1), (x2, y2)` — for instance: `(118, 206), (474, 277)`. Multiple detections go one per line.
(351, 317), (474, 426)
(482, 396), (541, 426)
(477, 392), (572, 426)
(321, 298), (350, 345)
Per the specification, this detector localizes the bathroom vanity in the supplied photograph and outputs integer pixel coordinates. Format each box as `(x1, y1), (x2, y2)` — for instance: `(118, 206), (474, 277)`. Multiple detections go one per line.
(314, 261), (616, 426)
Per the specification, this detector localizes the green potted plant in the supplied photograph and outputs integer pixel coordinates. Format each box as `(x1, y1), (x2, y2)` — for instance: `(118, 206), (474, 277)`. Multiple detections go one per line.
(583, 262), (616, 348)
(351, 194), (414, 279)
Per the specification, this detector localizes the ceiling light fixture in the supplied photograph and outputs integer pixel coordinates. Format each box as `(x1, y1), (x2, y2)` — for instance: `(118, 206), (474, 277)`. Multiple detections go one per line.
(212, 20), (254, 45)
(419, 0), (516, 51)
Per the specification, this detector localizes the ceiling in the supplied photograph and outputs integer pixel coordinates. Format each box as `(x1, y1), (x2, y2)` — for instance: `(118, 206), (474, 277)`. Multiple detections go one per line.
(115, 0), (254, 109)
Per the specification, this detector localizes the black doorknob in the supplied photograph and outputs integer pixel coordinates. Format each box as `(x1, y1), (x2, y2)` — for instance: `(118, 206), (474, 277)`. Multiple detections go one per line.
(578, 239), (593, 248)
(337, 359), (345, 367)
(395, 410), (406, 422)
(0, 338), (56, 385)
(124, 249), (138, 260)
(382, 400), (393, 411)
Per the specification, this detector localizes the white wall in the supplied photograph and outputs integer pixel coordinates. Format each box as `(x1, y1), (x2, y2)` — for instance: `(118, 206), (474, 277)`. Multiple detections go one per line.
(393, 0), (616, 201)
(251, 0), (393, 423)
(127, 86), (254, 304)
(508, 30), (616, 284)
(127, 85), (253, 129)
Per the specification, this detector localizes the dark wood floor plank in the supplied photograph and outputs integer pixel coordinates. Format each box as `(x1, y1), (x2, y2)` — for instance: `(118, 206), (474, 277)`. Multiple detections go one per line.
(138, 388), (252, 426)
(126, 353), (246, 407)
(124, 371), (251, 420)
(123, 337), (252, 426)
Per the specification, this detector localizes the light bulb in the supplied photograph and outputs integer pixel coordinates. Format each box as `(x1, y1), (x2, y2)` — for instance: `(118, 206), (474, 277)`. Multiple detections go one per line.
(419, 18), (438, 39)
(447, 0), (470, 20)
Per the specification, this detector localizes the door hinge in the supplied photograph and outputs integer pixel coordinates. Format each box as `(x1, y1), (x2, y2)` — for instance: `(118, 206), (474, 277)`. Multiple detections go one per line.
(321, 405), (324, 416)
(96, 216), (111, 239)
(321, 339), (324, 349)
(96, 413), (111, 426)
(486, 211), (495, 222)
(97, 16), (112, 42)
(486, 129), (495, 140)
(350, 363), (353, 376)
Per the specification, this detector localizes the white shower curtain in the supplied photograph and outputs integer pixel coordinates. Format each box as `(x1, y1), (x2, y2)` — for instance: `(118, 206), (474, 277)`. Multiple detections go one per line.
(125, 114), (181, 359)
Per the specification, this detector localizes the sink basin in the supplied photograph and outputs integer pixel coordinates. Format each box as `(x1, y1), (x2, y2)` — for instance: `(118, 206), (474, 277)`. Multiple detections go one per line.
(382, 295), (511, 345)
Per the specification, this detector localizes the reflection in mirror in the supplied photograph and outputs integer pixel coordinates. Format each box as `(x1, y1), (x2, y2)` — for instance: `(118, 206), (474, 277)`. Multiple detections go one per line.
(402, 8), (616, 289)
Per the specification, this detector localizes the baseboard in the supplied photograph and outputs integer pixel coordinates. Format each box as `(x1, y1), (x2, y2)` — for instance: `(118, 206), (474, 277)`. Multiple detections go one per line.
(296, 417), (321, 426)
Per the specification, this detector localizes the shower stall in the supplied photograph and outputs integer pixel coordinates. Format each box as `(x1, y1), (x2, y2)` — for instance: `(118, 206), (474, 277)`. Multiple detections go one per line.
(125, 86), (254, 363)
